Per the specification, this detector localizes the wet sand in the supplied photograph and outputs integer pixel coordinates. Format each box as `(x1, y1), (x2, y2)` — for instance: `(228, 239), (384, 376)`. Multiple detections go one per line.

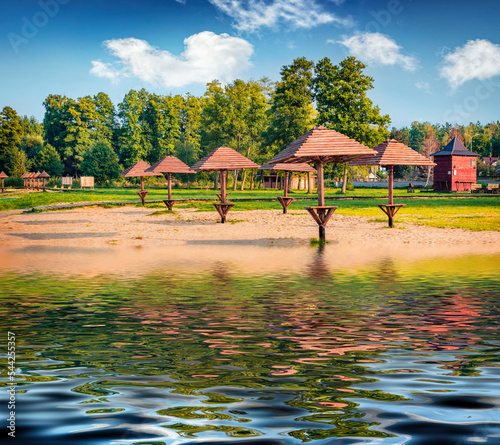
(1, 205), (499, 276)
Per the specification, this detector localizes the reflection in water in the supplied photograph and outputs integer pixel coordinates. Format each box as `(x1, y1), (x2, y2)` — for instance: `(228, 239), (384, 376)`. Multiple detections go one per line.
(0, 250), (499, 444)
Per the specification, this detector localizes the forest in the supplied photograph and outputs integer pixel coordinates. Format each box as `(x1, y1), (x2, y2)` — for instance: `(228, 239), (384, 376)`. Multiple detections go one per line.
(1, 56), (499, 185)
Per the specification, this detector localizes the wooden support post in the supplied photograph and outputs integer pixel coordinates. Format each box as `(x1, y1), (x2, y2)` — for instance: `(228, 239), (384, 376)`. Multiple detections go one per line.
(388, 166), (394, 205)
(167, 173), (172, 200)
(317, 162), (324, 207)
(220, 170), (227, 203)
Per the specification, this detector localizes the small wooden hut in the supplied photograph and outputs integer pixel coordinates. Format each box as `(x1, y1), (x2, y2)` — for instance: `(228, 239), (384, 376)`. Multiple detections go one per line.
(39, 171), (50, 191)
(432, 137), (480, 192)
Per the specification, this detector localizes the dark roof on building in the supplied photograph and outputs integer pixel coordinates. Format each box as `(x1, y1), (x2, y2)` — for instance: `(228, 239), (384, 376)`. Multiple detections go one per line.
(259, 161), (317, 173)
(432, 137), (480, 157)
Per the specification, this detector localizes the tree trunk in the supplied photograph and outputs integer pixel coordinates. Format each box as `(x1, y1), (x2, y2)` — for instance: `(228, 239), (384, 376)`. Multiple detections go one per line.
(424, 166), (432, 188)
(341, 164), (348, 194)
(307, 172), (312, 194)
(250, 170), (255, 190)
(240, 169), (247, 191)
(214, 171), (218, 190)
(233, 170), (238, 191)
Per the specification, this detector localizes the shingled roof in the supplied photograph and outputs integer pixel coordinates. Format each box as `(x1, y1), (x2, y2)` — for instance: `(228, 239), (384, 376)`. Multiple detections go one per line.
(0, 171), (8, 179)
(121, 160), (160, 177)
(190, 146), (259, 171)
(349, 139), (435, 166)
(39, 171), (50, 178)
(146, 156), (194, 174)
(259, 161), (317, 173)
(432, 137), (480, 157)
(267, 126), (376, 165)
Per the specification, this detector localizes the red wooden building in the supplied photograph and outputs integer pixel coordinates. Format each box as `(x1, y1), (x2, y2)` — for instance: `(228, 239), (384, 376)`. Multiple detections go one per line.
(432, 137), (480, 192)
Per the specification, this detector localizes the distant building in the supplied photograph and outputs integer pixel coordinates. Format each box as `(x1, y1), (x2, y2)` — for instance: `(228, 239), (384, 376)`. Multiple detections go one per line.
(432, 137), (479, 192)
(482, 157), (499, 167)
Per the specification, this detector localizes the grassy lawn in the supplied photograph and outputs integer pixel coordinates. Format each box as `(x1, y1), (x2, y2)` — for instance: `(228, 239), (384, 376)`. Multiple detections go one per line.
(1, 186), (498, 231)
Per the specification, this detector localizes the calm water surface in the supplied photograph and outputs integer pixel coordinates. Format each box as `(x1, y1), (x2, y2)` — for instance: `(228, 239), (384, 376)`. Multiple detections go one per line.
(1, 245), (499, 445)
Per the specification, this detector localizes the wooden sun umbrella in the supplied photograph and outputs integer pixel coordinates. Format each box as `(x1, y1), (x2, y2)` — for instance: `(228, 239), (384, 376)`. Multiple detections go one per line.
(259, 162), (317, 213)
(145, 156), (194, 210)
(349, 139), (436, 228)
(21, 173), (29, 189)
(190, 146), (259, 223)
(39, 171), (50, 191)
(267, 126), (376, 241)
(121, 161), (161, 206)
(0, 171), (8, 193)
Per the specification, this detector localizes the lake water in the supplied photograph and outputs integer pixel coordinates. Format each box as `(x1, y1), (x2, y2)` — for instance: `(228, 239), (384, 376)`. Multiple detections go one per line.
(1, 244), (499, 444)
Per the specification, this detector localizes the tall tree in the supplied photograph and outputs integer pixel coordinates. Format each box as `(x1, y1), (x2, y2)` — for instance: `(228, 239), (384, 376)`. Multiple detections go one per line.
(32, 144), (64, 176)
(313, 56), (390, 147)
(80, 139), (121, 184)
(0, 106), (23, 175)
(262, 57), (316, 157)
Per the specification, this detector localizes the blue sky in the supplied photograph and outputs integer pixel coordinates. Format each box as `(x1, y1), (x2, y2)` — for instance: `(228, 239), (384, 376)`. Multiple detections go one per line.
(2, 0), (500, 128)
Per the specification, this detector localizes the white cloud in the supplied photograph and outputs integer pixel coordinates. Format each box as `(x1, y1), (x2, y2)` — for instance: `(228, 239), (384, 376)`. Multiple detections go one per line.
(335, 32), (418, 71)
(439, 39), (500, 89)
(90, 32), (254, 88)
(415, 81), (430, 93)
(208, 0), (353, 33)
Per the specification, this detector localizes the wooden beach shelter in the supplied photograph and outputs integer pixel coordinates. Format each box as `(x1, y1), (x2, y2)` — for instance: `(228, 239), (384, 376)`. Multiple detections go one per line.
(190, 146), (259, 223)
(267, 126), (376, 241)
(39, 171), (50, 191)
(0, 171), (8, 193)
(349, 139), (435, 227)
(121, 160), (161, 206)
(146, 156), (194, 210)
(34, 171), (41, 190)
(259, 162), (317, 213)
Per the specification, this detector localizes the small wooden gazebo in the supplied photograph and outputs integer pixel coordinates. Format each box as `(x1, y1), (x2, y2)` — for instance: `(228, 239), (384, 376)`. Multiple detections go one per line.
(190, 146), (259, 223)
(0, 171), (8, 193)
(146, 156), (194, 210)
(121, 161), (161, 206)
(349, 139), (435, 227)
(267, 126), (376, 241)
(259, 162), (317, 213)
(39, 171), (50, 191)
(34, 171), (41, 190)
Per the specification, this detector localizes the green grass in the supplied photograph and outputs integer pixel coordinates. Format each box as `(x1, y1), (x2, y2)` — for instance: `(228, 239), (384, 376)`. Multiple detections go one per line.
(1, 187), (498, 231)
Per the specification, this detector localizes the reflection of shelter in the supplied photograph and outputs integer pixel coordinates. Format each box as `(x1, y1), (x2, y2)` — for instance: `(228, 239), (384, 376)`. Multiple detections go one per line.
(0, 171), (8, 193)
(267, 126), (375, 241)
(259, 162), (317, 213)
(432, 137), (479, 192)
(121, 161), (161, 206)
(350, 139), (435, 227)
(146, 156), (194, 210)
(190, 146), (259, 223)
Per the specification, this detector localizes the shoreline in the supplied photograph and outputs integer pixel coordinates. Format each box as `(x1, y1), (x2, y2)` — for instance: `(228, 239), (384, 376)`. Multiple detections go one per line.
(1, 206), (499, 276)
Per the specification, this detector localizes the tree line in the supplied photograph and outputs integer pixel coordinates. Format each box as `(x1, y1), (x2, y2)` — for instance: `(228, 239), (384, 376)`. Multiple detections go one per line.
(1, 56), (498, 185)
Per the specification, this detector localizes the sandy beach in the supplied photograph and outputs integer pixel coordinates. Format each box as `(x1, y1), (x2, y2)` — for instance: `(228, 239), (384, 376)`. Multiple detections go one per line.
(1, 205), (499, 276)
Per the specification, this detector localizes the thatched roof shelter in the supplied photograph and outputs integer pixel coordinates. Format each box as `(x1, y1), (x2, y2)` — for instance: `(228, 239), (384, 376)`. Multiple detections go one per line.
(0, 171), (8, 193)
(267, 126), (375, 240)
(121, 161), (161, 205)
(146, 156), (194, 209)
(349, 139), (436, 227)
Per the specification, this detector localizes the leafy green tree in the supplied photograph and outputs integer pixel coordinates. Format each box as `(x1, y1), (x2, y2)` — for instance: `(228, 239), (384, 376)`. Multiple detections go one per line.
(0, 106), (23, 175)
(117, 89), (150, 166)
(263, 57), (316, 157)
(80, 139), (121, 184)
(32, 144), (64, 176)
(200, 80), (230, 154)
(313, 56), (390, 147)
